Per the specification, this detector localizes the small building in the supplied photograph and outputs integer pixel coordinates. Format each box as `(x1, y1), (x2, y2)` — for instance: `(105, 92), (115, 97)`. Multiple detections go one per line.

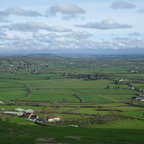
(0, 101), (4, 104)
(35, 118), (46, 123)
(35, 118), (43, 123)
(130, 70), (139, 73)
(119, 78), (128, 82)
(22, 113), (33, 118)
(15, 108), (34, 113)
(30, 115), (38, 121)
(67, 125), (79, 127)
(47, 115), (61, 122)
(25, 109), (34, 113)
(131, 96), (144, 101)
(3, 111), (23, 116)
(36, 116), (61, 123)
(15, 108), (25, 112)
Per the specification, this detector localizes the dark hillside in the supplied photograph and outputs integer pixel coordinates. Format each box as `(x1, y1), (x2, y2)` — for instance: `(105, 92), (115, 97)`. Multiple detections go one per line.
(0, 120), (144, 144)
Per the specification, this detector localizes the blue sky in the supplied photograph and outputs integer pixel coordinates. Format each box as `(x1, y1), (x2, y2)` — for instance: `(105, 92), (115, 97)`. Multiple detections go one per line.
(0, 0), (144, 54)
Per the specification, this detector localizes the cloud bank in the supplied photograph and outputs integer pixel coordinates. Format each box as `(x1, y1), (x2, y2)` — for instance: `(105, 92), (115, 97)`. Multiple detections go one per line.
(0, 7), (42, 17)
(1, 22), (72, 32)
(47, 3), (86, 19)
(129, 32), (141, 36)
(75, 19), (132, 30)
(0, 30), (143, 52)
(110, 1), (136, 9)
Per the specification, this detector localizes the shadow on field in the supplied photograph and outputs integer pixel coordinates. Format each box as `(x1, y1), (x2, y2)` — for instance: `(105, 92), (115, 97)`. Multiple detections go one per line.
(0, 120), (144, 144)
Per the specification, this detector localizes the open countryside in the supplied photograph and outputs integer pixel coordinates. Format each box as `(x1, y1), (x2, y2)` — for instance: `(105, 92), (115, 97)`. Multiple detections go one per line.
(1, 54), (144, 143)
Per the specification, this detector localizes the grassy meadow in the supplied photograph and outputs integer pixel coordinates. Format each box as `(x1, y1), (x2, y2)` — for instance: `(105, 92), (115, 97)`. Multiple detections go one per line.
(0, 79), (138, 103)
(1, 120), (144, 144)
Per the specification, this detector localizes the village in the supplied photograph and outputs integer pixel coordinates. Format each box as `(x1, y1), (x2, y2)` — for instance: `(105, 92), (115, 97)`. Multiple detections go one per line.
(0, 105), (61, 124)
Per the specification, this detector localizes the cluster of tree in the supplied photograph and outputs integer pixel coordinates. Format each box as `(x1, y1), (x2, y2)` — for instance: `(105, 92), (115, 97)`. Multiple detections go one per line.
(25, 84), (32, 96)
(51, 113), (130, 126)
(84, 74), (108, 80)
(43, 107), (56, 114)
(0, 115), (11, 122)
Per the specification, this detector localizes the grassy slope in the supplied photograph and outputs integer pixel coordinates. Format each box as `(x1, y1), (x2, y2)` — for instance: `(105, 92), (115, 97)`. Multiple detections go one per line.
(0, 120), (144, 144)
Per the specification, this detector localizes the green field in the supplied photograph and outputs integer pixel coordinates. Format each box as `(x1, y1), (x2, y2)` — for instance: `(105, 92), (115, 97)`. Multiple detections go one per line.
(1, 55), (144, 143)
(1, 79), (135, 102)
(25, 94), (80, 102)
(0, 89), (27, 100)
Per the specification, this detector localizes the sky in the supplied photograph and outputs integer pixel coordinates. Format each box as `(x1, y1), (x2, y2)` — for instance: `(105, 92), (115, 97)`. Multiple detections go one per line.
(0, 0), (144, 54)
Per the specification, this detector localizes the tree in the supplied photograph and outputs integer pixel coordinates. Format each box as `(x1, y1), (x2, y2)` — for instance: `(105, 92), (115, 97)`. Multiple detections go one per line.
(105, 85), (109, 89)
(5, 116), (11, 122)
(43, 107), (55, 114)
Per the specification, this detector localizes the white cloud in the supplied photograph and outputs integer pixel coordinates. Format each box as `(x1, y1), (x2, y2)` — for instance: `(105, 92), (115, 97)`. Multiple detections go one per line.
(33, 32), (43, 38)
(129, 32), (141, 36)
(1, 22), (72, 32)
(0, 35), (144, 52)
(112, 37), (144, 49)
(47, 3), (86, 19)
(2, 22), (49, 32)
(55, 37), (67, 42)
(50, 26), (72, 32)
(0, 7), (42, 17)
(75, 19), (132, 30)
(0, 1), (143, 53)
(0, 31), (18, 40)
(110, 1), (136, 9)
(65, 31), (92, 39)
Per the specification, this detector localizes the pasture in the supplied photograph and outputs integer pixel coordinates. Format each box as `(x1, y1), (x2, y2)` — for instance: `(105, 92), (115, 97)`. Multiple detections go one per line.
(0, 88), (27, 101)
(1, 79), (135, 103)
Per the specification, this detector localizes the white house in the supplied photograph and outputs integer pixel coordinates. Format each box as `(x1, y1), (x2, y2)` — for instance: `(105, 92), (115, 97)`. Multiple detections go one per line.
(0, 101), (4, 104)
(47, 115), (61, 122)
(3, 111), (23, 116)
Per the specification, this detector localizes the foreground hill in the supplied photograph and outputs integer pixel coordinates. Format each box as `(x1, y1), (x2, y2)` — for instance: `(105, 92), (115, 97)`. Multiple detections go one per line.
(0, 120), (144, 144)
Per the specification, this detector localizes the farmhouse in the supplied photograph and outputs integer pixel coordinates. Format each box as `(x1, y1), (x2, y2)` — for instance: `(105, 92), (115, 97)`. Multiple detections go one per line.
(25, 109), (34, 113)
(2, 108), (35, 117)
(22, 112), (38, 121)
(130, 70), (139, 73)
(29, 115), (38, 121)
(3, 111), (23, 116)
(35, 118), (46, 123)
(15, 108), (25, 112)
(22, 113), (32, 118)
(131, 96), (144, 101)
(35, 115), (61, 123)
(47, 115), (61, 122)
(0, 101), (4, 104)
(15, 108), (34, 113)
